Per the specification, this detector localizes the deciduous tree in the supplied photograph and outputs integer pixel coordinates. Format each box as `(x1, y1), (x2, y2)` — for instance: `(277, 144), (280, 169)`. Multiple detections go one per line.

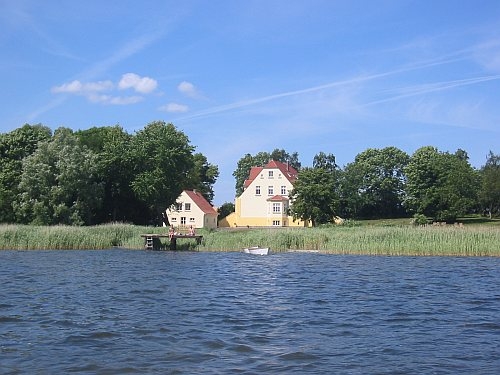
(405, 146), (478, 222)
(129, 121), (194, 225)
(289, 153), (340, 226)
(15, 128), (103, 225)
(0, 124), (52, 222)
(341, 147), (409, 218)
(479, 151), (500, 218)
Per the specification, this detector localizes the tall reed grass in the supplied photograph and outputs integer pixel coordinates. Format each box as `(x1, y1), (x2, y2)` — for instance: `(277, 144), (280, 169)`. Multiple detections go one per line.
(1, 223), (499, 256)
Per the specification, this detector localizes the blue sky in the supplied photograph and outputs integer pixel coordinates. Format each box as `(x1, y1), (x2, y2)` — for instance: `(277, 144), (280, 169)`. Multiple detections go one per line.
(2, 1), (500, 206)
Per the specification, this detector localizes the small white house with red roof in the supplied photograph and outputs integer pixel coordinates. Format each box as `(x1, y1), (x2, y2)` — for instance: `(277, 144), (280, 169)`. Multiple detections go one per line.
(166, 190), (218, 230)
(219, 160), (307, 227)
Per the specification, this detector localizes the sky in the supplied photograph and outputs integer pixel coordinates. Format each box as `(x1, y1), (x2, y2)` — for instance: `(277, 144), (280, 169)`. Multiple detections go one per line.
(1, 0), (500, 206)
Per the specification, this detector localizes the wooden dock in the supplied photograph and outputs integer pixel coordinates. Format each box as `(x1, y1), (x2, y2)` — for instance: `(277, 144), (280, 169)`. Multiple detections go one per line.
(140, 234), (203, 250)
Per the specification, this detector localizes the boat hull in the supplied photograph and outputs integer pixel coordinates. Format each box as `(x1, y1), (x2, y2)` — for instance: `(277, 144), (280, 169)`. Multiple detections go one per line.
(243, 247), (269, 255)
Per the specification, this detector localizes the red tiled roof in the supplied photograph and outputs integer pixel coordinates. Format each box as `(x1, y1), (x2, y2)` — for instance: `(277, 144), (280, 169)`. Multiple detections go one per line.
(184, 190), (217, 215)
(267, 195), (289, 202)
(243, 160), (298, 188)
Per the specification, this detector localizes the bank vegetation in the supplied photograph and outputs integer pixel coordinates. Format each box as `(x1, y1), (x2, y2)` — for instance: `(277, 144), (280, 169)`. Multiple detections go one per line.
(1, 219), (499, 257)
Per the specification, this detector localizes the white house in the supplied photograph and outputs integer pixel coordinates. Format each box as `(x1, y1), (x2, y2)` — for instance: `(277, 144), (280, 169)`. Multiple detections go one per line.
(166, 190), (218, 229)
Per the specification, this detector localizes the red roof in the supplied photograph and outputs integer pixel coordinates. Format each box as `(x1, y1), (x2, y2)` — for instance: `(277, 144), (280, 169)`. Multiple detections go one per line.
(243, 160), (298, 188)
(267, 195), (289, 202)
(184, 190), (217, 215)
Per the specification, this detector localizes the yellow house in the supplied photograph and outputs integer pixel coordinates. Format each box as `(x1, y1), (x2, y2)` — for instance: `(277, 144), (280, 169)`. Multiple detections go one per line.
(166, 190), (218, 230)
(220, 160), (307, 227)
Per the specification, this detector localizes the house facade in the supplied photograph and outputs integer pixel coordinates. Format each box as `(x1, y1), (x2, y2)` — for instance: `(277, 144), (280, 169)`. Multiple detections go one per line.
(219, 160), (307, 227)
(166, 190), (218, 229)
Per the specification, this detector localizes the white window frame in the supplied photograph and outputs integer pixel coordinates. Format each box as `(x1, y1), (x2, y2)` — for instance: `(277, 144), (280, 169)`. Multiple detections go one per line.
(268, 186), (274, 196)
(255, 185), (261, 195)
(273, 203), (281, 213)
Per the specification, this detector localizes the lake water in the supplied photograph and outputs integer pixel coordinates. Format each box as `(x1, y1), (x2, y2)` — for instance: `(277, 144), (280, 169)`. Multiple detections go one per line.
(1, 250), (499, 374)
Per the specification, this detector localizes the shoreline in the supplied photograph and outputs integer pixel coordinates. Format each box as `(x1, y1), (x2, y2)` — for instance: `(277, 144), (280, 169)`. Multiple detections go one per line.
(1, 222), (499, 257)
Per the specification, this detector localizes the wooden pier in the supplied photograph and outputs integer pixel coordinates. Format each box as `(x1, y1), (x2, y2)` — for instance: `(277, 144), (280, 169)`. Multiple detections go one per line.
(140, 233), (203, 250)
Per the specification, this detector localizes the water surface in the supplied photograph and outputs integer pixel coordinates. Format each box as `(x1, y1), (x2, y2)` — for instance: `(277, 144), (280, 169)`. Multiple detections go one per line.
(1, 250), (499, 374)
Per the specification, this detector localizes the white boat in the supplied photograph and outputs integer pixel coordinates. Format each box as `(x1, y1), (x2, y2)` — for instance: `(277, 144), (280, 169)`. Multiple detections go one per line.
(243, 246), (269, 255)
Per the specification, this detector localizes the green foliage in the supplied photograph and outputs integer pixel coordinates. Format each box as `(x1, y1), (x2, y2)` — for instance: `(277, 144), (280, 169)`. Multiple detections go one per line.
(76, 125), (145, 223)
(129, 121), (195, 224)
(404, 146), (478, 222)
(0, 124), (52, 222)
(185, 153), (219, 203)
(479, 151), (500, 218)
(411, 214), (428, 226)
(341, 147), (409, 218)
(289, 153), (340, 226)
(218, 202), (235, 220)
(14, 128), (103, 225)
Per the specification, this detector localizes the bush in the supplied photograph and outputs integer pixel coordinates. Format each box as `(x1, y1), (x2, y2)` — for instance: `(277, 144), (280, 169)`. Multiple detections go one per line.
(411, 214), (428, 226)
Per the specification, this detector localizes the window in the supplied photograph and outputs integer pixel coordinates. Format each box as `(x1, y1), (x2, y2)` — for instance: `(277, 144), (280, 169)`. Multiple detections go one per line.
(268, 186), (274, 195)
(175, 203), (182, 211)
(273, 203), (281, 213)
(189, 217), (195, 222)
(181, 217), (186, 225)
(281, 186), (287, 195)
(185, 203), (191, 211)
(268, 170), (274, 178)
(171, 217), (177, 222)
(255, 185), (261, 195)
(272, 220), (281, 226)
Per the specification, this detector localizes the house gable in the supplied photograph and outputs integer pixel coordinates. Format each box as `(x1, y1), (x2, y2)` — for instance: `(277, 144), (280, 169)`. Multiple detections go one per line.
(166, 190), (218, 229)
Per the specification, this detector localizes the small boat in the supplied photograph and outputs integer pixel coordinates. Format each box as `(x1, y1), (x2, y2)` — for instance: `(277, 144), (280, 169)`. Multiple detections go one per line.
(243, 246), (269, 255)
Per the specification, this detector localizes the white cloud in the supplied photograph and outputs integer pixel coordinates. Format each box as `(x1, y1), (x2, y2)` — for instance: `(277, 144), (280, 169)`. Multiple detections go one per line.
(51, 80), (113, 94)
(159, 102), (189, 113)
(178, 81), (200, 98)
(118, 73), (157, 93)
(88, 94), (143, 105)
(51, 73), (158, 105)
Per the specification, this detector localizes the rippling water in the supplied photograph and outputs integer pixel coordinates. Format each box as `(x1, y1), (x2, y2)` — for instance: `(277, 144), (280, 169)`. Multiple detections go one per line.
(1, 250), (500, 374)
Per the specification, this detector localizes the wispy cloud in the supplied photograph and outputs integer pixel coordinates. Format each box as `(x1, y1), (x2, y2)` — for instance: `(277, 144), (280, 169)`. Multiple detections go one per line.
(51, 80), (114, 94)
(176, 54), (468, 121)
(362, 74), (500, 107)
(178, 81), (202, 98)
(159, 103), (189, 113)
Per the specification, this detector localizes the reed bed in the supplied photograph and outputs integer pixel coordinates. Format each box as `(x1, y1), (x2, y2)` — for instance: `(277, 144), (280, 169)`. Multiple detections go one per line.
(1, 223), (499, 256)
(200, 226), (500, 257)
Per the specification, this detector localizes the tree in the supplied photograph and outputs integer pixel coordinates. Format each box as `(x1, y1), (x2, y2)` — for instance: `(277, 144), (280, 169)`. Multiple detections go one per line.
(233, 149), (301, 196)
(14, 128), (103, 225)
(0, 124), (52, 222)
(479, 151), (500, 218)
(129, 121), (195, 225)
(341, 147), (409, 218)
(405, 146), (478, 222)
(76, 125), (146, 223)
(218, 202), (235, 220)
(185, 153), (219, 203)
(289, 153), (340, 226)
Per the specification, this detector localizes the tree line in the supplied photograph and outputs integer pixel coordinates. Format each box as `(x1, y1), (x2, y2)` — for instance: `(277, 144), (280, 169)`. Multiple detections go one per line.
(231, 147), (500, 226)
(0, 122), (218, 226)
